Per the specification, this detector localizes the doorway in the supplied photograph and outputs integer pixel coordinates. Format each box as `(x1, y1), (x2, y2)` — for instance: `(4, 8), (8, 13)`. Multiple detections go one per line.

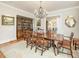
(46, 16), (59, 33)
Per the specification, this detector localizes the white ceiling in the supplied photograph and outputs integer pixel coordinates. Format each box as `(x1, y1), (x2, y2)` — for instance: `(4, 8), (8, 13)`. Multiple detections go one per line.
(1, 1), (79, 13)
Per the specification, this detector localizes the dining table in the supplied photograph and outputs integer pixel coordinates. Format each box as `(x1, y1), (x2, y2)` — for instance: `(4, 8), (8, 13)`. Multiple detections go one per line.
(42, 33), (62, 56)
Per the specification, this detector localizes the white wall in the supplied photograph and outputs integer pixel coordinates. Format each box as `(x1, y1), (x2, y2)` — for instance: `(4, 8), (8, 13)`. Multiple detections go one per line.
(0, 2), (79, 44)
(48, 6), (79, 38)
(0, 2), (33, 44)
(33, 6), (79, 38)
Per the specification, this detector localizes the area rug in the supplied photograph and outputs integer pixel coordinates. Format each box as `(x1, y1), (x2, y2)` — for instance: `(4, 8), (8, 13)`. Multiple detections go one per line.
(0, 40), (79, 58)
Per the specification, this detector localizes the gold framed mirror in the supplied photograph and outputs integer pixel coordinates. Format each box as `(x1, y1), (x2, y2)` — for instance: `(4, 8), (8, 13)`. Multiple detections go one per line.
(65, 16), (76, 28)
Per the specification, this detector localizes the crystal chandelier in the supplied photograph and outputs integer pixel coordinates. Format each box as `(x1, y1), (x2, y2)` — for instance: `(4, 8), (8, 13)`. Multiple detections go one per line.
(34, 1), (47, 19)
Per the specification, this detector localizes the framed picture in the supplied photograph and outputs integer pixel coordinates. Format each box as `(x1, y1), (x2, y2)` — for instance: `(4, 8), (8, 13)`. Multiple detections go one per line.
(2, 15), (14, 25)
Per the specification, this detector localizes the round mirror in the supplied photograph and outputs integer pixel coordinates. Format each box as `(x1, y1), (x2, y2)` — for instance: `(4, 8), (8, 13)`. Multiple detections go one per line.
(65, 16), (76, 28)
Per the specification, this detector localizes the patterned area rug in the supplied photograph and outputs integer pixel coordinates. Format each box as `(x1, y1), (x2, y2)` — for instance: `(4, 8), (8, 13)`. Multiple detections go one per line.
(0, 40), (79, 58)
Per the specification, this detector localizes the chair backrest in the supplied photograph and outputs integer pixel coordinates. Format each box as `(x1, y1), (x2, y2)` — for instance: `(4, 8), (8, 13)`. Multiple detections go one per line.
(70, 32), (74, 48)
(70, 32), (74, 40)
(24, 30), (32, 39)
(46, 31), (51, 38)
(62, 32), (74, 50)
(46, 31), (54, 39)
(56, 34), (64, 41)
(37, 32), (44, 38)
(32, 31), (37, 37)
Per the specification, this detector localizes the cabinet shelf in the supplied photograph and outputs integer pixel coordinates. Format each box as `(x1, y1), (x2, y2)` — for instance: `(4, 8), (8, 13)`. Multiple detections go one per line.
(16, 15), (33, 40)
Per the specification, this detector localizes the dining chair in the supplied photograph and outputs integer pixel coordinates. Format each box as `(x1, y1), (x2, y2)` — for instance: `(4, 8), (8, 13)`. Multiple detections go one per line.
(46, 31), (55, 46)
(30, 31), (38, 49)
(73, 38), (79, 50)
(35, 32), (50, 55)
(56, 32), (74, 58)
(24, 30), (32, 47)
(53, 33), (64, 55)
(46, 31), (58, 56)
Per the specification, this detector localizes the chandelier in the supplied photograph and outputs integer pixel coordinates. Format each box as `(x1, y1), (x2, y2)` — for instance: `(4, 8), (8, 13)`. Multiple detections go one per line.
(34, 1), (47, 19)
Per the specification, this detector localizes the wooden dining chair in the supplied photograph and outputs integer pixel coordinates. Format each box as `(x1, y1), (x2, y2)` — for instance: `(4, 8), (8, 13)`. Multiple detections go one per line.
(30, 31), (38, 49)
(35, 32), (50, 55)
(24, 30), (32, 47)
(46, 31), (55, 46)
(56, 32), (74, 58)
(73, 38), (79, 50)
(46, 31), (58, 56)
(46, 31), (55, 38)
(53, 34), (64, 55)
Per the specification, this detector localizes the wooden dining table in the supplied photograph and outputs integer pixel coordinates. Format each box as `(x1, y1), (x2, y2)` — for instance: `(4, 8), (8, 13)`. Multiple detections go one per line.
(33, 32), (62, 47)
(39, 33), (61, 56)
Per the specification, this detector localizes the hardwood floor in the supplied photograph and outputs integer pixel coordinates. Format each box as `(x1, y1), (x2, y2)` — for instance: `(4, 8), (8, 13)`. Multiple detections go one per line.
(0, 39), (22, 48)
(0, 51), (5, 58)
(0, 39), (23, 58)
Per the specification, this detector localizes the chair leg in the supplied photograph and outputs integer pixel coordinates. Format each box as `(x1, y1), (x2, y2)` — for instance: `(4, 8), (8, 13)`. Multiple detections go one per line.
(70, 51), (73, 58)
(47, 47), (49, 50)
(31, 44), (33, 50)
(75, 43), (77, 50)
(26, 40), (29, 47)
(26, 44), (28, 47)
(57, 47), (59, 55)
(53, 44), (57, 56)
(35, 46), (37, 53)
(70, 48), (74, 58)
(56, 43), (62, 55)
(26, 41), (28, 48)
(56, 44), (59, 55)
(41, 48), (43, 56)
(61, 48), (64, 52)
